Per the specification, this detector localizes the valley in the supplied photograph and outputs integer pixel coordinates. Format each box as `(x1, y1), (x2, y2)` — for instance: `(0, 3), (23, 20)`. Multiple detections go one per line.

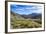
(10, 11), (42, 29)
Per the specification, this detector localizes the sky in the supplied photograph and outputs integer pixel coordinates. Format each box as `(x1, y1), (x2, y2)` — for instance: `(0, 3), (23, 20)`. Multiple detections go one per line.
(10, 4), (42, 15)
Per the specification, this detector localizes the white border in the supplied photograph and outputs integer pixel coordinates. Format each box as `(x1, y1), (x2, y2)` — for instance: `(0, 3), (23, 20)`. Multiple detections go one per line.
(8, 2), (44, 32)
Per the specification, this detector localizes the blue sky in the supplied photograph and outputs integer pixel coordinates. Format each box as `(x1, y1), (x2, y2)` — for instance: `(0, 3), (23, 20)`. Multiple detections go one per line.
(10, 4), (42, 15)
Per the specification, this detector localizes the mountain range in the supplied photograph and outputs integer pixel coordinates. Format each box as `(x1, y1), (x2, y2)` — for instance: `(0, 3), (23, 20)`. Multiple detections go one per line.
(11, 11), (42, 19)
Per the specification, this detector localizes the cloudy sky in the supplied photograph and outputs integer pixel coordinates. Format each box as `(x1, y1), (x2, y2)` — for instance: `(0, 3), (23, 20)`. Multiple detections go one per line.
(10, 4), (42, 15)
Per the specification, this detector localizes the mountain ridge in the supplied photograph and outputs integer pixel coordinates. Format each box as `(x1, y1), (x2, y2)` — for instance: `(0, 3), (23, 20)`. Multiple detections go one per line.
(11, 11), (42, 19)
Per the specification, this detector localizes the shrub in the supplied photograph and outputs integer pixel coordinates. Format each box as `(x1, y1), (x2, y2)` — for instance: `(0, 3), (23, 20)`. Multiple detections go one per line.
(34, 20), (42, 24)
(11, 19), (42, 29)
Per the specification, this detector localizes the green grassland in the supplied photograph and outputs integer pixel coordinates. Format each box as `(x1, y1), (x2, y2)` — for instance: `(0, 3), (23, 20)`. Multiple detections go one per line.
(11, 19), (42, 29)
(10, 12), (42, 29)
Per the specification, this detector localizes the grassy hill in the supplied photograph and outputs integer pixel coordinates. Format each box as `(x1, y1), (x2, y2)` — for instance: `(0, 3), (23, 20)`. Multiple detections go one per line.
(10, 11), (42, 29)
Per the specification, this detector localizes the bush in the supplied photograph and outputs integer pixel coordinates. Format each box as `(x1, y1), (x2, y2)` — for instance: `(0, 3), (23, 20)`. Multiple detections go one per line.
(11, 19), (42, 29)
(34, 20), (42, 24)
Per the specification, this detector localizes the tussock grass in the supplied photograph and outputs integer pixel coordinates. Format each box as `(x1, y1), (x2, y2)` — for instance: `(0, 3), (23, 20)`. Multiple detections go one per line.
(11, 19), (42, 29)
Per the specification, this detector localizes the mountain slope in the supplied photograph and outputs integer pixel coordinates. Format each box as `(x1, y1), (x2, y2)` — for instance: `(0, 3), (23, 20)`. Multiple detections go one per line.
(11, 11), (24, 20)
(10, 11), (42, 29)
(21, 13), (42, 19)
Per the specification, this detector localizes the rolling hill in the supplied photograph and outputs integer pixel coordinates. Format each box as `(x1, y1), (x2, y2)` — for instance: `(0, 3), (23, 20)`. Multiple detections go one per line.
(10, 11), (42, 29)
